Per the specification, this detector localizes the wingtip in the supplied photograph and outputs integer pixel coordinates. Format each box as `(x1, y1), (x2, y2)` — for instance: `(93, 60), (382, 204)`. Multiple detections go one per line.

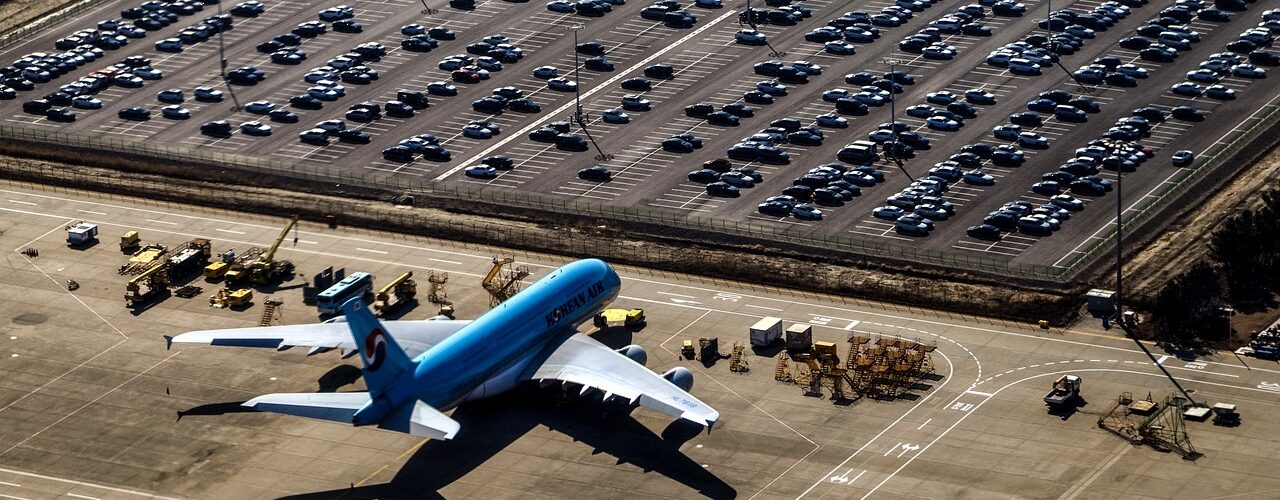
(163, 335), (173, 350)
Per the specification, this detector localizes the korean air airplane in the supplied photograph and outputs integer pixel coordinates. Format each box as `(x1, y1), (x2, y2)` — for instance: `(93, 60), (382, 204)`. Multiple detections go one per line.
(167, 259), (718, 439)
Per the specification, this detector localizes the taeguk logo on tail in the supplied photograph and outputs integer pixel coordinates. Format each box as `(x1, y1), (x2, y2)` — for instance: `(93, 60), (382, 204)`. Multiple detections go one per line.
(364, 328), (389, 371)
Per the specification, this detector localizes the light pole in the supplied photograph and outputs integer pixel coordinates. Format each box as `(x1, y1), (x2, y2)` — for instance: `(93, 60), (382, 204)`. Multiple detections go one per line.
(216, 0), (240, 111)
(882, 57), (911, 181)
(566, 24), (611, 161)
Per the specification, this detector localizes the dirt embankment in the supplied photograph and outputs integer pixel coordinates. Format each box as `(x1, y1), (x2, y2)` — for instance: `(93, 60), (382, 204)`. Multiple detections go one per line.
(1, 0), (84, 36)
(1114, 134), (1280, 310)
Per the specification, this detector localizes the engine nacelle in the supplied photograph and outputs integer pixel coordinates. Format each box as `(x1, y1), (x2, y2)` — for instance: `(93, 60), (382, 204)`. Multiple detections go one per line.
(616, 344), (648, 366)
(663, 367), (694, 392)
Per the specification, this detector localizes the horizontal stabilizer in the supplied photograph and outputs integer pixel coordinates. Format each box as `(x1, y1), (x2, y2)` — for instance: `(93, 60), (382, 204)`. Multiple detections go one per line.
(377, 400), (461, 440)
(243, 392), (370, 424)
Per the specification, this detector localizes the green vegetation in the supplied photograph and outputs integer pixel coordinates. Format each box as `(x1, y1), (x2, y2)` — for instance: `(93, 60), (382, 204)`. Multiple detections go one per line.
(1151, 189), (1279, 343)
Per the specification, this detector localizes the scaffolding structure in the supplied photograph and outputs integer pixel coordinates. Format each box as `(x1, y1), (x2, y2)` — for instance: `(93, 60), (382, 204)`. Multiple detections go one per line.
(259, 297), (284, 326)
(729, 343), (750, 373)
(775, 333), (937, 401)
(481, 256), (529, 307)
(1097, 392), (1200, 460)
(844, 335), (936, 399)
(427, 271), (450, 305)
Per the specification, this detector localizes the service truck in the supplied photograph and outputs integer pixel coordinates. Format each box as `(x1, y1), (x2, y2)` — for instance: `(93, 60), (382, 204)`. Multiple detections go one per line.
(1044, 375), (1081, 408)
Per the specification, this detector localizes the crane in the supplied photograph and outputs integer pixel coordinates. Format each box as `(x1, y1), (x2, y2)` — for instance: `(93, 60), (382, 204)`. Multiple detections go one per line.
(125, 260), (170, 308)
(246, 215), (299, 285)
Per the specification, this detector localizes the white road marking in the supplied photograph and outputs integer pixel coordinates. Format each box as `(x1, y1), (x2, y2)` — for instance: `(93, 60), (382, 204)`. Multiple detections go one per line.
(143, 219), (177, 226)
(356, 248), (389, 254)
(429, 258), (462, 265)
(7, 200), (36, 206)
(215, 228), (246, 235)
(67, 494), (101, 500)
(657, 291), (695, 298)
(916, 418), (932, 430)
(436, 7), (745, 180)
(0, 466), (176, 499)
(743, 304), (783, 312)
(75, 210), (106, 215)
(0, 481), (17, 487)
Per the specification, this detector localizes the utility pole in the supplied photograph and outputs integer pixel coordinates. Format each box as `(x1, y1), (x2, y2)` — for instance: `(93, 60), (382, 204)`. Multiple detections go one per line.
(216, 1), (240, 111)
(740, 0), (785, 57)
(882, 57), (912, 181)
(1106, 138), (1199, 406)
(566, 24), (611, 161)
(418, 0), (438, 14)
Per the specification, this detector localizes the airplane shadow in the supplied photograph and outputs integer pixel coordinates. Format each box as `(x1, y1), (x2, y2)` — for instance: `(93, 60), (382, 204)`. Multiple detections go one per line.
(317, 365), (363, 392)
(276, 389), (736, 499)
(176, 401), (256, 421)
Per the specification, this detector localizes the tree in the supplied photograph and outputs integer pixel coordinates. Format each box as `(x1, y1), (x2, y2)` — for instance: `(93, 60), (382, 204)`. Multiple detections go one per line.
(1152, 261), (1225, 343)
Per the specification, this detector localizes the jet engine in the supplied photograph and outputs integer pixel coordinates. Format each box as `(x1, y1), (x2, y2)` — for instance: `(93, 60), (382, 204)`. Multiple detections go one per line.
(616, 344), (648, 366)
(663, 367), (694, 392)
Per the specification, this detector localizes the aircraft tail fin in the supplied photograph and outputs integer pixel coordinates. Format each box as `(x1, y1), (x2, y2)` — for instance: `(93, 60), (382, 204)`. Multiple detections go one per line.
(342, 297), (415, 396)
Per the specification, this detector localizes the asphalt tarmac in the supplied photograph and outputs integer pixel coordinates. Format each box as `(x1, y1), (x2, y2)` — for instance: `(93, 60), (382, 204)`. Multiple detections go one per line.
(2, 184), (1280, 499)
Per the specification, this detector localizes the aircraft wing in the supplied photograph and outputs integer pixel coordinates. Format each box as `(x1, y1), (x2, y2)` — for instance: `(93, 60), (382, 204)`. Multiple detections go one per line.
(166, 319), (471, 358)
(526, 333), (720, 427)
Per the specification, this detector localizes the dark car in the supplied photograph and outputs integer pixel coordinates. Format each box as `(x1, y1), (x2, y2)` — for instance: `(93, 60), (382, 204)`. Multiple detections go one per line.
(578, 166), (612, 182)
(1171, 105), (1205, 121)
(290, 95), (323, 110)
(22, 99), (52, 115)
(620, 77), (652, 91)
(200, 120), (232, 137)
(644, 63), (674, 79)
(966, 224), (1002, 240)
(44, 107), (76, 122)
(118, 106), (150, 120)
(584, 57), (615, 72)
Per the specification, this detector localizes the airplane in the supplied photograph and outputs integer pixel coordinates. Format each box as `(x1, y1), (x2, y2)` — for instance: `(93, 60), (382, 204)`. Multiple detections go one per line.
(167, 258), (719, 439)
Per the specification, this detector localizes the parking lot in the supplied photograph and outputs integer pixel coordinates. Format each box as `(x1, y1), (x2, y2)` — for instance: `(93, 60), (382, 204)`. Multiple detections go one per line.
(3, 0), (1280, 270)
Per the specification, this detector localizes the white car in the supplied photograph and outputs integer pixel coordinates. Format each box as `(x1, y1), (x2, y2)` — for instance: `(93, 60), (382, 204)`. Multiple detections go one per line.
(815, 113), (848, 128)
(532, 65), (558, 78)
(736, 29), (767, 45)
(602, 108), (630, 123)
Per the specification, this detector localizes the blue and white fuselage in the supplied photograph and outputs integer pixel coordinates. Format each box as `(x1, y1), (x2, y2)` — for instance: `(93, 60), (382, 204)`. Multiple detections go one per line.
(362, 259), (620, 421)
(170, 258), (717, 439)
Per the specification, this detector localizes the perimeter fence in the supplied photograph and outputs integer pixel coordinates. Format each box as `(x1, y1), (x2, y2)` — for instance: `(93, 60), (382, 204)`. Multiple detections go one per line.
(0, 124), (1069, 282)
(3, 87), (1279, 285)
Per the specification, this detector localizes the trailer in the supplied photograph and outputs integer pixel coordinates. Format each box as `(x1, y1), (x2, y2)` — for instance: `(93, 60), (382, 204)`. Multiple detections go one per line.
(66, 221), (98, 246)
(167, 239), (211, 279)
(1044, 375), (1081, 408)
(785, 324), (813, 350)
(750, 317), (783, 347)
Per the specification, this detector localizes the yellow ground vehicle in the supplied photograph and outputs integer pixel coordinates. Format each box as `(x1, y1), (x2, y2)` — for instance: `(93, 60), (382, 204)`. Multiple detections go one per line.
(210, 288), (253, 308)
(203, 260), (229, 279)
(120, 231), (140, 252)
(372, 272), (417, 315)
(125, 261), (169, 308)
(593, 308), (646, 328)
(243, 215), (299, 285)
